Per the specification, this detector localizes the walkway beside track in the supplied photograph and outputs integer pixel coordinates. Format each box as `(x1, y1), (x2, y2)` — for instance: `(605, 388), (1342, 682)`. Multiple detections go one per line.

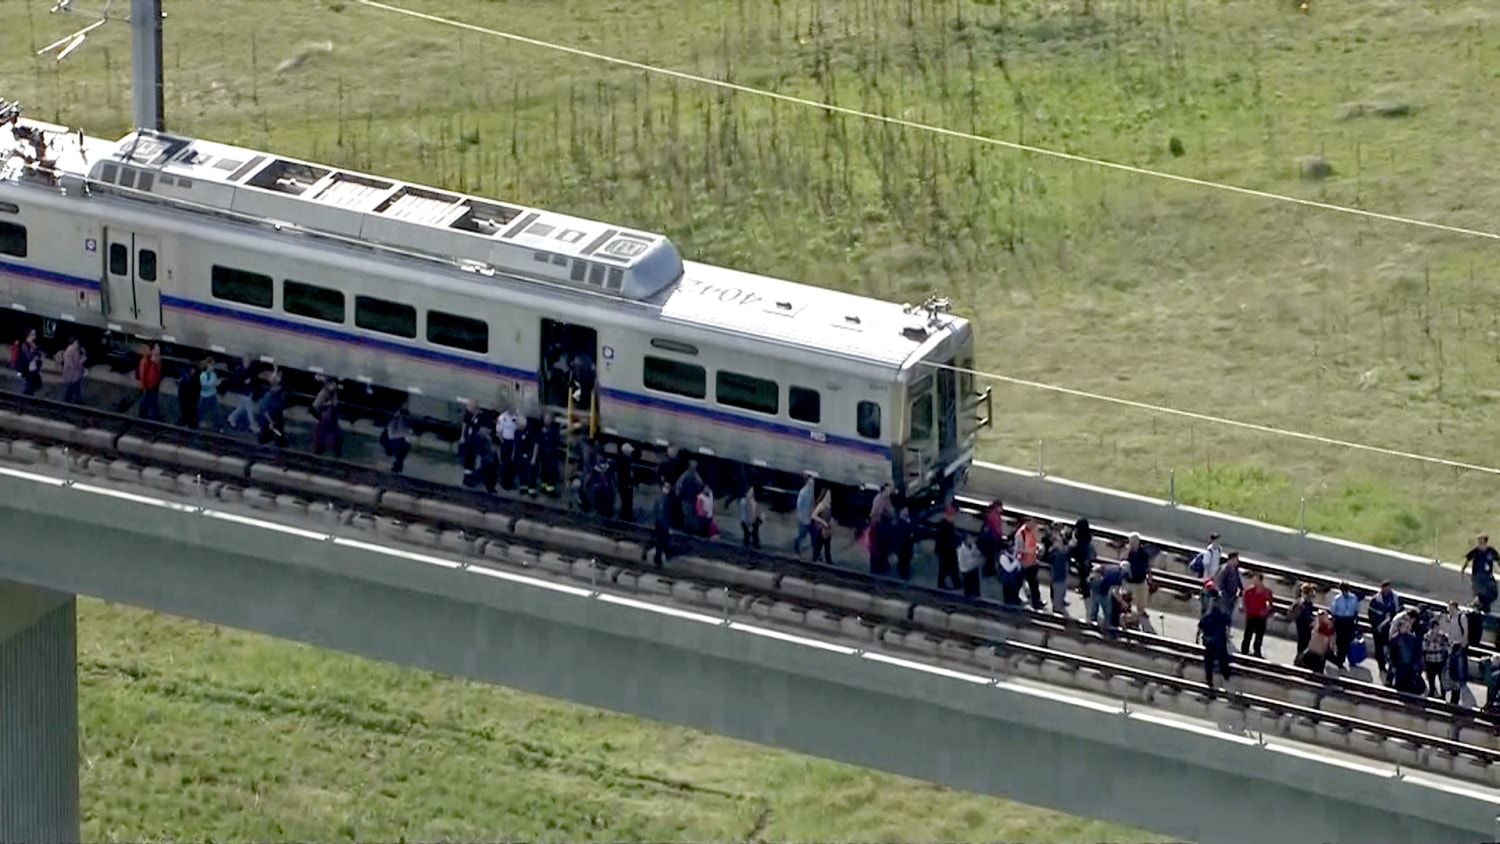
(0, 462), (1497, 844)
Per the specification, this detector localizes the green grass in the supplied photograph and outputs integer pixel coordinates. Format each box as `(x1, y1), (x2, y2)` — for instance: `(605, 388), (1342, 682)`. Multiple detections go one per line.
(4, 0), (1499, 837)
(78, 599), (1151, 842)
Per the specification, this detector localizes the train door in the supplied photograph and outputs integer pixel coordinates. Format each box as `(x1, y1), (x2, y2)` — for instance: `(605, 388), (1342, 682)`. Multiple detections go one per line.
(937, 359), (957, 453)
(103, 229), (162, 327)
(539, 318), (598, 415)
(906, 373), (936, 493)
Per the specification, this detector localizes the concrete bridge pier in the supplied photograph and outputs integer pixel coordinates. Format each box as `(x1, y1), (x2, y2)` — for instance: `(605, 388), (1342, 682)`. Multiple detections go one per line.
(0, 580), (79, 844)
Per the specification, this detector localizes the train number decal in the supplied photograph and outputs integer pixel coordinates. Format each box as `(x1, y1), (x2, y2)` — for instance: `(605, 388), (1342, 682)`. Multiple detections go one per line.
(680, 277), (764, 307)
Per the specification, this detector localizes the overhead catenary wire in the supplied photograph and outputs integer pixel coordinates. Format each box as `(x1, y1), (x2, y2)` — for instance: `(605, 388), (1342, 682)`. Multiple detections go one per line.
(357, 0), (1500, 478)
(921, 360), (1500, 479)
(357, 0), (1500, 244)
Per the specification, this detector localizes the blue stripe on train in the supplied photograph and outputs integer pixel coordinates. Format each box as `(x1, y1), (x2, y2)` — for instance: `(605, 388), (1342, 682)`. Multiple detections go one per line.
(0, 258), (892, 459)
(159, 295), (536, 382)
(0, 259), (102, 291)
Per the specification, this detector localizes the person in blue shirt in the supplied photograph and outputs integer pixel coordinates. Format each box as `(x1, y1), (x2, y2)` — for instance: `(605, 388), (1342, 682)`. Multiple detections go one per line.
(1045, 524), (1072, 614)
(1197, 582), (1233, 691)
(1463, 534), (1499, 615)
(1089, 561), (1125, 628)
(793, 474), (815, 557)
(1328, 582), (1362, 668)
(1367, 581), (1402, 677)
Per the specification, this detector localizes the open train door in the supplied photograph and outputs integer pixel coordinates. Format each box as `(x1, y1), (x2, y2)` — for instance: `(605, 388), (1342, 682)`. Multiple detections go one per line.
(538, 317), (598, 421)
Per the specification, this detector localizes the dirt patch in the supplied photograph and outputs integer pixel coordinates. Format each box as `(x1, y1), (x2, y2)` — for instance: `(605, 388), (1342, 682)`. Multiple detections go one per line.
(1298, 155), (1333, 181)
(1335, 101), (1415, 121)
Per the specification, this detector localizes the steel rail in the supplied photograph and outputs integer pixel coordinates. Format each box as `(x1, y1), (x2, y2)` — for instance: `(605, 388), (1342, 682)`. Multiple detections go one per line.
(0, 391), (1496, 775)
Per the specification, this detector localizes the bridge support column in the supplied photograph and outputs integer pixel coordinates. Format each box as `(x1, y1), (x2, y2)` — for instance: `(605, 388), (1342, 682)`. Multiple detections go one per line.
(0, 581), (79, 844)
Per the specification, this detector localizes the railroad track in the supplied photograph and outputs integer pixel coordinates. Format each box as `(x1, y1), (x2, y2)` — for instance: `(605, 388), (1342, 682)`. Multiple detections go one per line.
(953, 488), (1500, 666)
(0, 392), (1498, 786)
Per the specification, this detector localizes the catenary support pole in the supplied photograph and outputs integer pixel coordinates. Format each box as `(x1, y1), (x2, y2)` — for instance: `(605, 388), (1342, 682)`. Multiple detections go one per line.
(130, 0), (165, 131)
(0, 580), (80, 844)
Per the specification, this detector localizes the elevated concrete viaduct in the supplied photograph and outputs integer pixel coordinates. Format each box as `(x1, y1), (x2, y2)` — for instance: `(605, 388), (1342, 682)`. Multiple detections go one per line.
(0, 463), (1496, 844)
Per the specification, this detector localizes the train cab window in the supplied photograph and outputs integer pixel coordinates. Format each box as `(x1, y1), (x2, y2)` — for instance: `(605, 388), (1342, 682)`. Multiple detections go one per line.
(211, 265), (274, 308)
(138, 249), (157, 283)
(643, 355), (706, 400)
(716, 370), (778, 415)
(856, 401), (882, 440)
(0, 222), (23, 258)
(428, 310), (489, 354)
(355, 295), (417, 338)
(910, 392), (934, 441)
(283, 279), (345, 324)
(789, 386), (821, 424)
(109, 243), (128, 275)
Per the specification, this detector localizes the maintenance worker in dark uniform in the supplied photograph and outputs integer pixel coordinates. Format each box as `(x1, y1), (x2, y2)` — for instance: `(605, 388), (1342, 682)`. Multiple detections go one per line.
(1197, 581), (1233, 692)
(647, 480), (673, 567)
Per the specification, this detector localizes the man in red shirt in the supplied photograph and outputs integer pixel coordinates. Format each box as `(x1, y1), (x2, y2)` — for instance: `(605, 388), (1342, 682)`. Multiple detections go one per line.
(136, 342), (163, 421)
(1240, 572), (1274, 658)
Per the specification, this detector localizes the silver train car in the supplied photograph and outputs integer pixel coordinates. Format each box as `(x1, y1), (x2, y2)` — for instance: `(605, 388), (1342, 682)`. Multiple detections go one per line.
(0, 104), (991, 510)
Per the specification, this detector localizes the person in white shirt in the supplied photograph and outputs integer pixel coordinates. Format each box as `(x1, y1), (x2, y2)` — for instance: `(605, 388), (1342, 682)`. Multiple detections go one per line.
(1445, 600), (1470, 650)
(495, 406), (520, 488)
(958, 535), (983, 598)
(1198, 533), (1224, 581)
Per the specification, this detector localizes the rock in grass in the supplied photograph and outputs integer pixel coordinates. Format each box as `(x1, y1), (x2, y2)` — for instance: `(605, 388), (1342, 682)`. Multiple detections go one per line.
(1298, 155), (1333, 181)
(275, 41), (335, 76)
(1335, 101), (1414, 121)
(1168, 136), (1185, 158)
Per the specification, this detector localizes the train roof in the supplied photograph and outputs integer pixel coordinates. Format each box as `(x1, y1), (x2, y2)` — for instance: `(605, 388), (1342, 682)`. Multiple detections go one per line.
(663, 262), (963, 369)
(70, 125), (685, 301)
(3, 109), (965, 368)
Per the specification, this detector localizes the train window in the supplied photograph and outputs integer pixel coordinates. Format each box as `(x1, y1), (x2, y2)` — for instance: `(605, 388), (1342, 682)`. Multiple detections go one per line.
(284, 279), (345, 324)
(856, 401), (882, 440)
(211, 265), (274, 309)
(109, 243), (128, 275)
(643, 355), (706, 400)
(138, 249), (157, 283)
(588, 263), (606, 287)
(789, 386), (821, 424)
(428, 310), (489, 354)
(910, 392), (933, 441)
(570, 260), (588, 283)
(0, 222), (27, 259)
(606, 268), (624, 290)
(716, 370), (778, 415)
(354, 295), (417, 338)
(649, 338), (698, 356)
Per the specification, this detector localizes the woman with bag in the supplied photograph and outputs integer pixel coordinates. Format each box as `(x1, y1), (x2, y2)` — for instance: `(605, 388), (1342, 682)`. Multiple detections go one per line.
(811, 489), (833, 563)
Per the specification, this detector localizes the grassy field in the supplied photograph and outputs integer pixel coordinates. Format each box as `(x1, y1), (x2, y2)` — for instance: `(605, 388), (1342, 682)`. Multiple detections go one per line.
(78, 598), (1151, 841)
(9, 0), (1499, 558)
(4, 0), (1498, 838)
